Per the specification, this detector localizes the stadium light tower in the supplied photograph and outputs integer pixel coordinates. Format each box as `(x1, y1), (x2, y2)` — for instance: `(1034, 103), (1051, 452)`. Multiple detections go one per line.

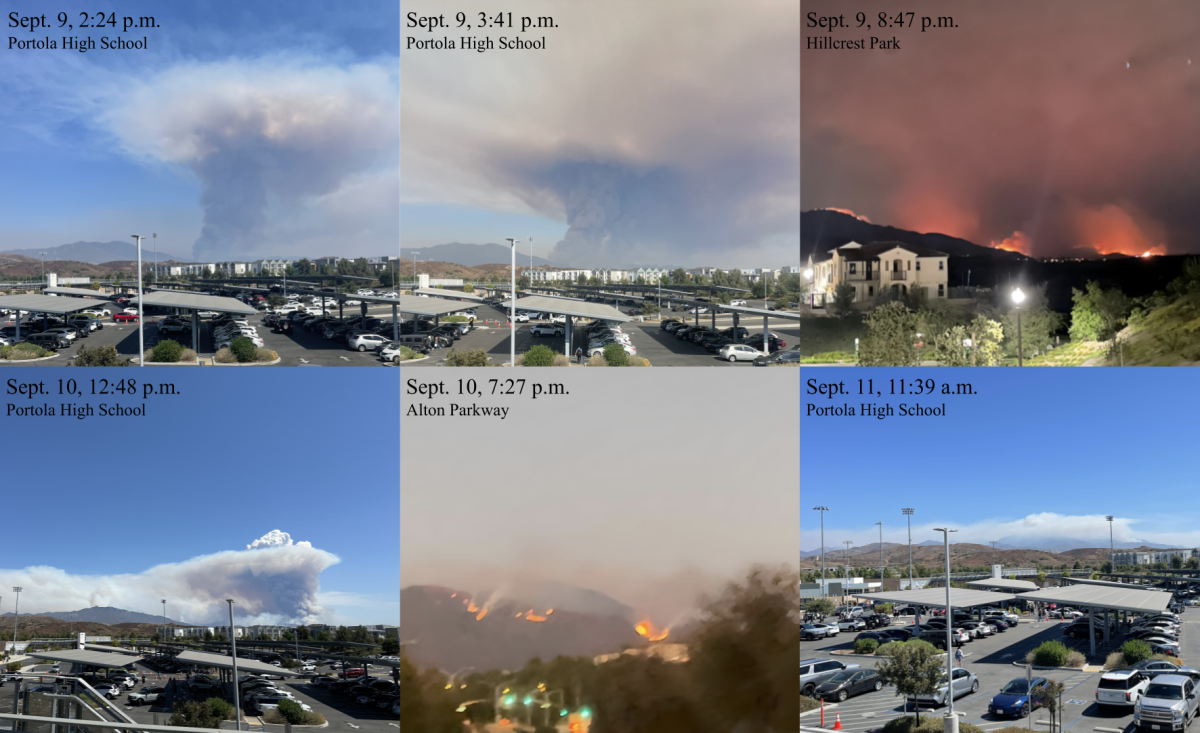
(228, 600), (243, 732)
(902, 508), (915, 590)
(813, 506), (830, 593)
(132, 235), (145, 367)
(1012, 287), (1026, 366)
(1106, 516), (1115, 574)
(12, 587), (22, 657)
(505, 237), (518, 367)
(875, 521), (884, 582)
(932, 528), (958, 721)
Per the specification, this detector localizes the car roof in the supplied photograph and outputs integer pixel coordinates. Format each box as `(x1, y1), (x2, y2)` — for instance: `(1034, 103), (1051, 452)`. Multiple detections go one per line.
(1103, 669), (1139, 678)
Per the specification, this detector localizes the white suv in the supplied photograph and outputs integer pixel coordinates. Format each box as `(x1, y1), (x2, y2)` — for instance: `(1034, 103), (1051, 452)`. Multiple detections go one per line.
(1096, 669), (1150, 708)
(348, 333), (389, 352)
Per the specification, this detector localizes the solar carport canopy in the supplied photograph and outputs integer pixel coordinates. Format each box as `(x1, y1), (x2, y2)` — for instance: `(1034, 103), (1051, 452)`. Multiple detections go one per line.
(501, 295), (631, 323)
(0, 294), (109, 314)
(855, 588), (1018, 608)
(967, 578), (1039, 591)
(141, 290), (257, 315)
(173, 650), (305, 677)
(25, 649), (143, 667)
(414, 288), (483, 301)
(82, 644), (139, 655)
(717, 304), (801, 321)
(398, 294), (476, 316)
(42, 286), (114, 298)
(1018, 583), (1172, 614)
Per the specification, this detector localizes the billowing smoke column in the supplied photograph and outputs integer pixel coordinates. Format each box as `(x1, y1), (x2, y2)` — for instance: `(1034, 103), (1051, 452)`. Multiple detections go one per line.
(0, 530), (339, 625)
(104, 58), (398, 261)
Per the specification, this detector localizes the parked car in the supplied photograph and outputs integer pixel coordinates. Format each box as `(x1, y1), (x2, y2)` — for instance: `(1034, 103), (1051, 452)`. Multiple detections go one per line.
(799, 659), (861, 697)
(1133, 660), (1186, 679)
(530, 323), (566, 337)
(1134, 674), (1200, 732)
(348, 332), (390, 352)
(719, 343), (764, 362)
(730, 299), (748, 306)
(1096, 669), (1151, 708)
(837, 618), (867, 632)
(801, 624), (831, 641)
(92, 683), (123, 699)
(982, 618), (1010, 632)
(113, 313), (139, 323)
(129, 686), (166, 705)
(816, 669), (884, 702)
(811, 623), (840, 637)
(909, 668), (978, 707)
(753, 349), (802, 366)
(988, 677), (1049, 719)
(24, 332), (70, 349)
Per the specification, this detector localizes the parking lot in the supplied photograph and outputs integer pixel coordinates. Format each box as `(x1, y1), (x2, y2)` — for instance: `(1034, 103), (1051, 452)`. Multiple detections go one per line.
(1, 305), (400, 367)
(399, 302), (800, 367)
(802, 603), (1199, 733)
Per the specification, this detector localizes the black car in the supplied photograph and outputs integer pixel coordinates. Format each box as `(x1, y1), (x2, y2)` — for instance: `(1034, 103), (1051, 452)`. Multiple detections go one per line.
(918, 629), (963, 649)
(720, 326), (750, 340)
(1063, 623), (1104, 639)
(24, 332), (69, 350)
(66, 315), (102, 331)
(853, 631), (891, 644)
(880, 628), (914, 642)
(753, 349), (801, 366)
(862, 613), (890, 629)
(982, 618), (1009, 631)
(745, 335), (786, 352)
(815, 669), (883, 702)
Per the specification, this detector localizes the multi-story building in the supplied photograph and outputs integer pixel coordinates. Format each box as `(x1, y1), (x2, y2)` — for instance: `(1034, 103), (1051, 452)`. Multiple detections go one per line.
(313, 256), (342, 269)
(529, 269), (593, 282)
(179, 263), (216, 276)
(595, 269), (630, 283)
(245, 625), (291, 640)
(154, 626), (214, 638)
(634, 268), (669, 283)
(688, 267), (719, 279)
(305, 624), (338, 636)
(367, 256), (400, 271)
(212, 261), (249, 275)
(806, 241), (950, 308)
(1113, 548), (1199, 566)
(363, 624), (399, 639)
(212, 625), (246, 638)
(149, 264), (184, 277)
(250, 259), (289, 276)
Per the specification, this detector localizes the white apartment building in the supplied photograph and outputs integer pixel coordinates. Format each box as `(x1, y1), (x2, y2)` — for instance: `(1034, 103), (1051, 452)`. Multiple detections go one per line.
(313, 256), (341, 269)
(178, 263), (216, 276)
(367, 256), (400, 271)
(594, 269), (630, 282)
(149, 264), (184, 277)
(688, 267), (719, 279)
(212, 262), (249, 275)
(1113, 548), (1199, 566)
(806, 241), (949, 307)
(635, 268), (669, 283)
(246, 625), (290, 640)
(154, 626), (214, 638)
(363, 624), (399, 639)
(250, 259), (289, 276)
(212, 625), (246, 638)
(529, 269), (593, 282)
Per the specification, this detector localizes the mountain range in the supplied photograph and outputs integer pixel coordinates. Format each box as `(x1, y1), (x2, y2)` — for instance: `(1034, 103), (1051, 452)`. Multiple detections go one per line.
(1, 606), (178, 625)
(400, 585), (653, 673)
(403, 243), (556, 268)
(2, 241), (190, 265)
(799, 541), (1187, 571)
(801, 209), (1031, 264)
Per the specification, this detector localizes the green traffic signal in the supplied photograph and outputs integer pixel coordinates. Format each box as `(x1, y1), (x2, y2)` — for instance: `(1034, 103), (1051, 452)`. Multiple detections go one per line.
(560, 709), (568, 717)
(581, 707), (592, 718)
(504, 695), (515, 705)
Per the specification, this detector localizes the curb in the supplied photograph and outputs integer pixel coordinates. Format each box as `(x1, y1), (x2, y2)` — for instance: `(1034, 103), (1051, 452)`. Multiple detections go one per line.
(0, 353), (60, 363)
(800, 703), (839, 718)
(210, 356), (282, 366)
(142, 361), (201, 366)
(1010, 661), (1090, 671)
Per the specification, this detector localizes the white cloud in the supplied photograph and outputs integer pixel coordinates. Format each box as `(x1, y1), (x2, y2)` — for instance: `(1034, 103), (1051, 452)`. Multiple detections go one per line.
(247, 529), (312, 550)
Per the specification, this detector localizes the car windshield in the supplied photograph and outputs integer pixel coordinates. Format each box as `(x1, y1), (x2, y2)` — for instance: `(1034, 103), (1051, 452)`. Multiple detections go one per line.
(1145, 683), (1184, 700)
(1001, 680), (1030, 694)
(826, 672), (854, 684)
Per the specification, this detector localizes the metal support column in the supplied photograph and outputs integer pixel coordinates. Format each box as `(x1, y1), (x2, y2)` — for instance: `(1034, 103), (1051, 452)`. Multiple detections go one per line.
(762, 315), (770, 354)
(710, 310), (716, 332)
(14, 310), (20, 341)
(564, 315), (572, 359)
(733, 313), (740, 341)
(392, 305), (399, 342)
(192, 311), (199, 353)
(1088, 607), (1096, 657)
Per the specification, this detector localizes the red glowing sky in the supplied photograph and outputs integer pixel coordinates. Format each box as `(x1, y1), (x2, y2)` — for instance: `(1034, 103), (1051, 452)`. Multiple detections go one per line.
(802, 0), (1200, 258)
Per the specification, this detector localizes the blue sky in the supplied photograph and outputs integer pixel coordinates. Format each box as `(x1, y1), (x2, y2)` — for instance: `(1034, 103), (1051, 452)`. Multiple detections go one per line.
(1, 0), (398, 262)
(400, 0), (799, 269)
(802, 368), (1200, 552)
(0, 370), (397, 627)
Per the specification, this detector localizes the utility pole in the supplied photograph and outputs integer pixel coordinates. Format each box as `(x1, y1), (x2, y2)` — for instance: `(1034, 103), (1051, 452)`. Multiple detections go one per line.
(814, 507), (830, 596)
(902, 508), (915, 590)
(876, 521), (884, 583)
(1106, 516), (1115, 574)
(227, 600), (242, 732)
(844, 541), (854, 605)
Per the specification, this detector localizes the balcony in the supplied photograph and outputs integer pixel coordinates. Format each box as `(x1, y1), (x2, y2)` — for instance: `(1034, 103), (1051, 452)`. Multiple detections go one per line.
(889, 271), (907, 281)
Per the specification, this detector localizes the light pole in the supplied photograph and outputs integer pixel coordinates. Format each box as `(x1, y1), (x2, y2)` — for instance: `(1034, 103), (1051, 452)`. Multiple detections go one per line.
(11, 587), (21, 657)
(876, 521), (884, 584)
(932, 528), (958, 724)
(505, 237), (518, 367)
(227, 600), (243, 732)
(1012, 287), (1025, 366)
(991, 541), (998, 567)
(1106, 516), (1115, 574)
(844, 541), (854, 605)
(162, 599), (166, 639)
(132, 235), (145, 366)
(814, 507), (830, 598)
(903, 508), (915, 591)
(39, 252), (46, 282)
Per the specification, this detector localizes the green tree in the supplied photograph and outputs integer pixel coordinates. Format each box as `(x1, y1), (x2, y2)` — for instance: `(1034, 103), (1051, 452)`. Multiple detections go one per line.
(69, 344), (130, 366)
(267, 293), (286, 308)
(859, 302), (920, 366)
(523, 344), (558, 366)
(89, 281), (101, 290)
(804, 597), (836, 618)
(873, 640), (946, 724)
(1033, 679), (1066, 731)
(1000, 283), (1062, 359)
(1186, 557), (1199, 570)
(295, 258), (313, 275)
(1069, 281), (1131, 343)
(641, 300), (661, 317)
(381, 636), (399, 655)
(917, 302), (967, 352)
(602, 343), (628, 366)
(229, 337), (256, 363)
(150, 339), (184, 363)
(671, 267), (689, 285)
(830, 283), (857, 317)
(1171, 555), (1184, 569)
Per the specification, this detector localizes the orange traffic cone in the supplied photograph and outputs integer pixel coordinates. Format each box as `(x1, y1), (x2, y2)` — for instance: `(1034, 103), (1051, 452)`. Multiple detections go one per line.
(833, 713), (842, 730)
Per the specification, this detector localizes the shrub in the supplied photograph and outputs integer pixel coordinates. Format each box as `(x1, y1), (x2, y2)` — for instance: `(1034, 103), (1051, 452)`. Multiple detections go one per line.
(275, 699), (306, 725)
(6, 662), (19, 672)
(68, 344), (128, 366)
(150, 339), (184, 363)
(1103, 651), (1126, 670)
(0, 343), (50, 360)
(254, 348), (278, 363)
(799, 695), (820, 713)
(398, 345), (417, 361)
(180, 348), (197, 362)
(230, 337), (256, 363)
(203, 697), (233, 723)
(603, 343), (629, 366)
(523, 344), (558, 366)
(881, 715), (987, 733)
(1122, 640), (1153, 665)
(1032, 640), (1069, 667)
(875, 603), (894, 615)
(627, 355), (650, 366)
(1064, 650), (1086, 668)
(854, 638), (879, 654)
(443, 348), (490, 366)
(214, 347), (235, 364)
(552, 354), (571, 367)
(586, 354), (607, 366)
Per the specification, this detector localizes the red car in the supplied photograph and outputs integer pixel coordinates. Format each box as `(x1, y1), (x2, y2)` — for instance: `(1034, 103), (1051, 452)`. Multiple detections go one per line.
(345, 668), (365, 678)
(113, 313), (139, 323)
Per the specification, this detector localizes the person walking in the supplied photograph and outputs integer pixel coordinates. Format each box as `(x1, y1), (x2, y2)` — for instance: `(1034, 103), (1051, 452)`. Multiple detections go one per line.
(955, 647), (964, 668)
(575, 346), (583, 364)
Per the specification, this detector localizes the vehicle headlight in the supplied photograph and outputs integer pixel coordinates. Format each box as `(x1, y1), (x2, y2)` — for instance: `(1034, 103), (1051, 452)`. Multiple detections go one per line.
(1175, 711), (1185, 722)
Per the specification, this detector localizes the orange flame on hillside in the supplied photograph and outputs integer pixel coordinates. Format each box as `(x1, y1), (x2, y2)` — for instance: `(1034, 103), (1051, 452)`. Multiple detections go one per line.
(467, 603), (480, 613)
(821, 207), (871, 223)
(1073, 204), (1167, 258)
(450, 593), (457, 598)
(635, 619), (669, 642)
(545, 609), (554, 615)
(475, 609), (488, 621)
(521, 609), (548, 623)
(989, 231), (1032, 256)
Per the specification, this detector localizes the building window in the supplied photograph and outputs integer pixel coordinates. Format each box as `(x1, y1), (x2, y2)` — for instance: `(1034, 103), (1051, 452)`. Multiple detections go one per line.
(868, 286), (874, 297)
(907, 260), (911, 270)
(916, 261), (921, 270)
(849, 262), (857, 274)
(939, 260), (945, 270)
(938, 284), (945, 297)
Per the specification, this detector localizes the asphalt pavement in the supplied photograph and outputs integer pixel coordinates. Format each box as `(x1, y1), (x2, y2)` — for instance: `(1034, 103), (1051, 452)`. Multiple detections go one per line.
(803, 607), (1199, 733)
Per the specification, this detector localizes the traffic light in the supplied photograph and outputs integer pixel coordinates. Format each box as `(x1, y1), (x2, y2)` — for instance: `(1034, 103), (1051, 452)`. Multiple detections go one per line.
(560, 709), (568, 717)
(504, 695), (515, 706)
(580, 707), (591, 719)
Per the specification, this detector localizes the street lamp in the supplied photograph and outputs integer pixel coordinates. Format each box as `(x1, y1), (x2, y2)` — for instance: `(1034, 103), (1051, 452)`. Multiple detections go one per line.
(227, 600), (243, 732)
(1012, 287), (1026, 367)
(132, 235), (145, 367)
(844, 541), (854, 605)
(505, 237), (518, 367)
(876, 521), (884, 584)
(902, 508), (915, 591)
(162, 599), (166, 640)
(813, 507), (830, 595)
(1106, 516), (1115, 574)
(932, 528), (958, 723)
(153, 233), (158, 286)
(11, 587), (21, 658)
(991, 541), (998, 567)
(39, 252), (46, 282)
